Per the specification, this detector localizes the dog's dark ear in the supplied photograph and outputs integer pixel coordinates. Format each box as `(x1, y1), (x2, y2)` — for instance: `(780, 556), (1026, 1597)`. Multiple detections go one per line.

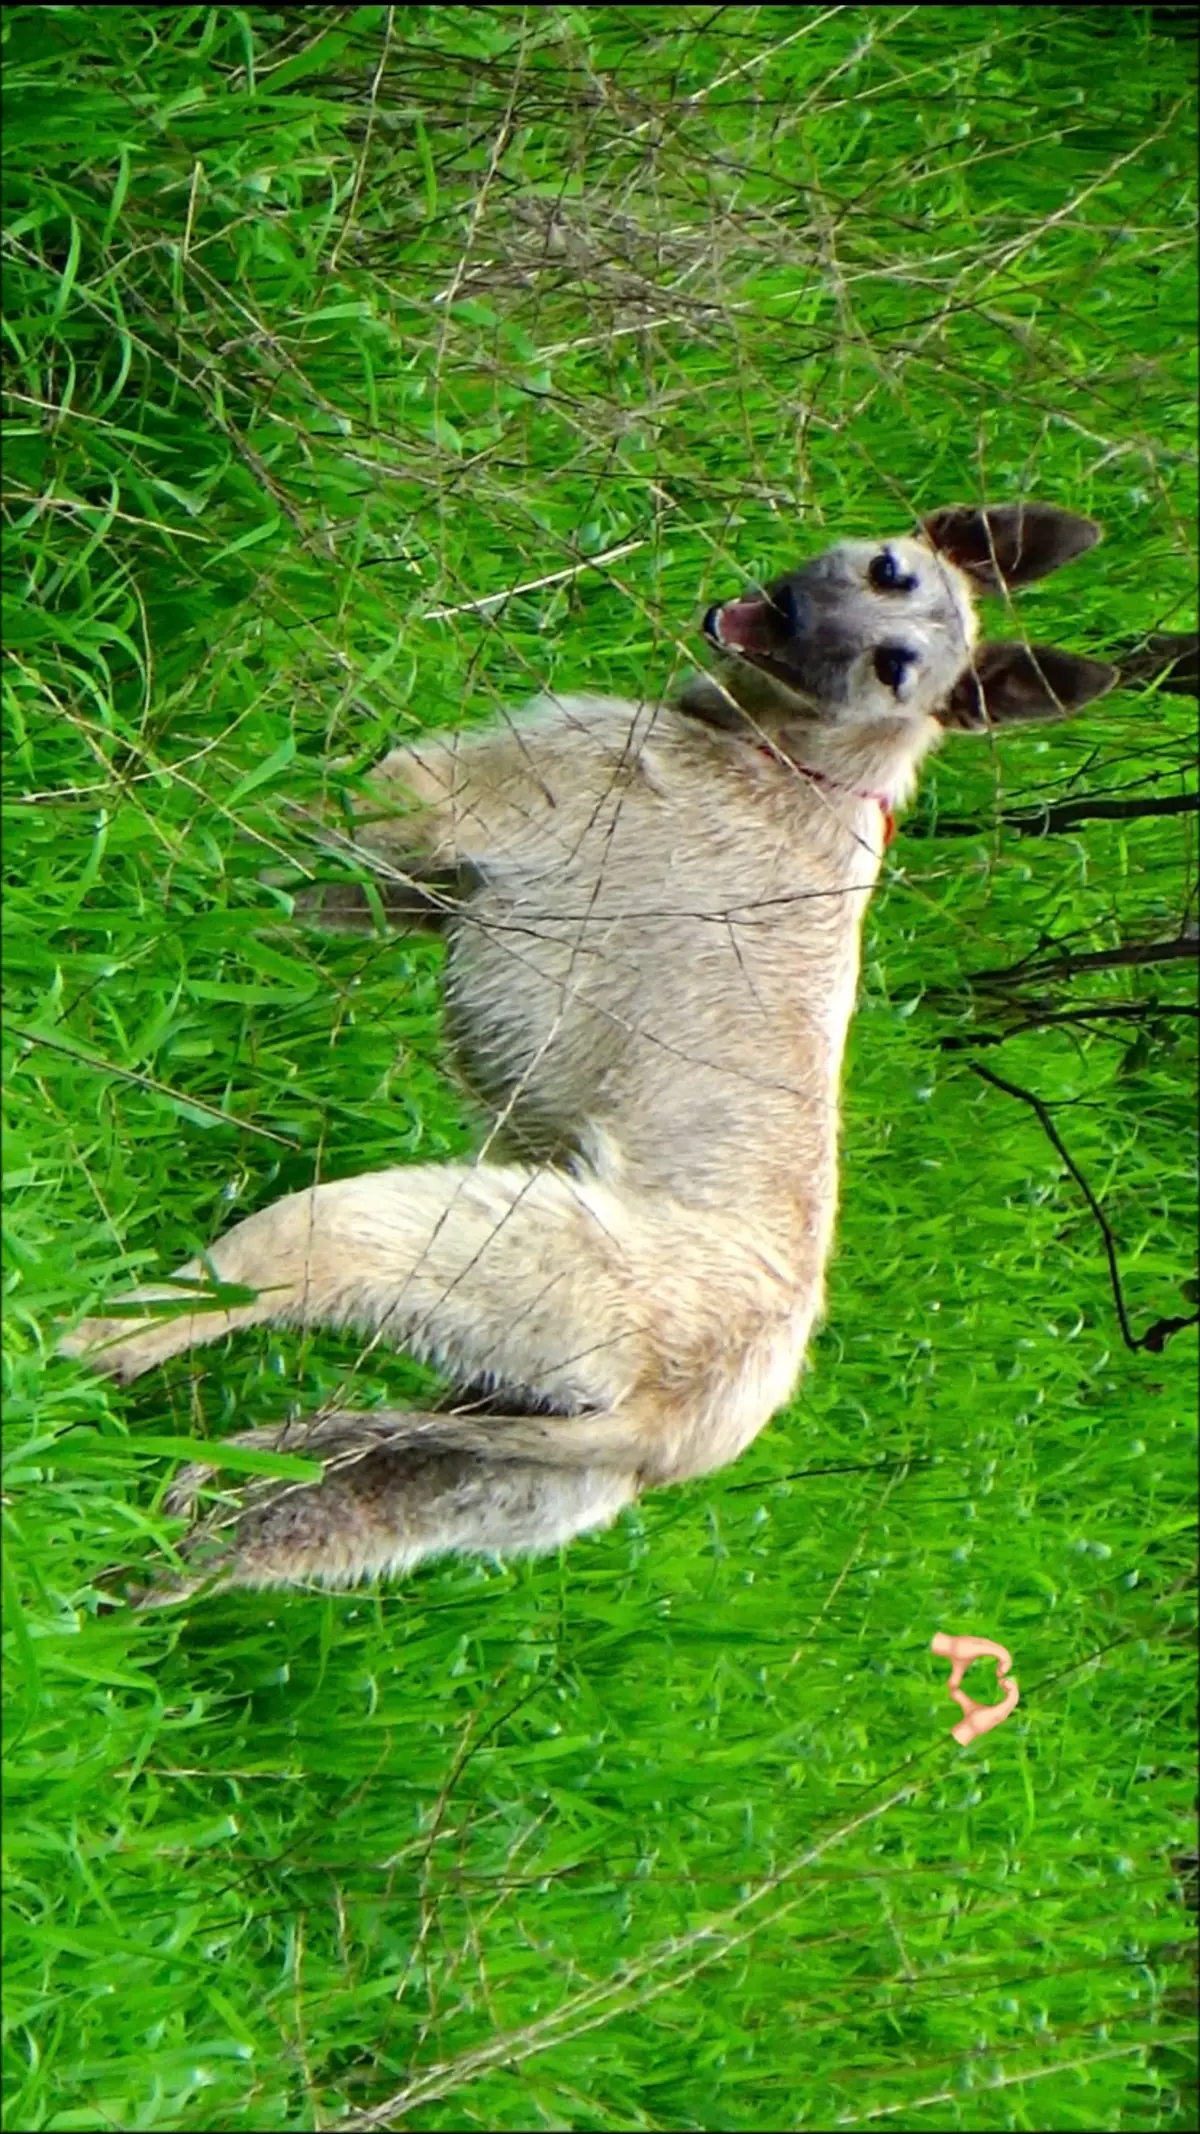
(923, 504), (1102, 594)
(939, 641), (1118, 731)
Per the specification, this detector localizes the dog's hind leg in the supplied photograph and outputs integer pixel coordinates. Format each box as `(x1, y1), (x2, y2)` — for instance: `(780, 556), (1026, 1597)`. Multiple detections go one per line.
(59, 1158), (687, 1477)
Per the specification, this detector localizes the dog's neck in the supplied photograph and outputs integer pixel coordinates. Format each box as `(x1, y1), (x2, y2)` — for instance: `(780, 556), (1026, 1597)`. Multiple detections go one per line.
(768, 717), (941, 811)
(676, 672), (942, 811)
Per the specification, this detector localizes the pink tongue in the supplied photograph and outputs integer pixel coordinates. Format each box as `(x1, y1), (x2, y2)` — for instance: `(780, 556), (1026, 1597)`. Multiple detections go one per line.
(716, 594), (773, 652)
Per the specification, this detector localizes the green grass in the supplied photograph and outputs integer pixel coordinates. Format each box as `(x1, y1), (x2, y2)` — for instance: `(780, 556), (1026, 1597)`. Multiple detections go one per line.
(3, 6), (1197, 2128)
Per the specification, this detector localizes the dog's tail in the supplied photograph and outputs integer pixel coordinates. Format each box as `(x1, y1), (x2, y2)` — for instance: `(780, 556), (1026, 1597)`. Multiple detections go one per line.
(119, 1410), (641, 1603)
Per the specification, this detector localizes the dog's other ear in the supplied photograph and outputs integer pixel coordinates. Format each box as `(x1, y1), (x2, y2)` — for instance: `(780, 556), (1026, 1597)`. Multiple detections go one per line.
(923, 503), (1102, 594)
(939, 641), (1118, 731)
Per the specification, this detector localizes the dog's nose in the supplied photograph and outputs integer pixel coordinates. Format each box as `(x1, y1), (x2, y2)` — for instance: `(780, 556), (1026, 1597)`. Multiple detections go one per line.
(770, 581), (800, 633)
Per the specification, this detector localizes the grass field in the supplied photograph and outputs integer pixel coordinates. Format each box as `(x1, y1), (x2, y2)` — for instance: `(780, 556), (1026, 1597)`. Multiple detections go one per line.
(3, 6), (1197, 2129)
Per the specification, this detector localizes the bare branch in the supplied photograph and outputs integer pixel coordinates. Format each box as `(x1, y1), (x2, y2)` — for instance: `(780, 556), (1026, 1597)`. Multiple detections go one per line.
(968, 1061), (1198, 1355)
(968, 935), (1198, 988)
(1110, 630), (1198, 697)
(912, 789), (1197, 840)
(939, 1000), (1199, 1048)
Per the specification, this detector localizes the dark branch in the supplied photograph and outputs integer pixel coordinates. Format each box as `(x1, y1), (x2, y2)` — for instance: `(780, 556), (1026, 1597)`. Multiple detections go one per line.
(968, 1061), (1198, 1356)
(968, 935), (1198, 988)
(1110, 630), (1198, 697)
(911, 789), (1198, 841)
(939, 1000), (1199, 1049)
(725, 1455), (933, 1492)
(1139, 1311), (1200, 1356)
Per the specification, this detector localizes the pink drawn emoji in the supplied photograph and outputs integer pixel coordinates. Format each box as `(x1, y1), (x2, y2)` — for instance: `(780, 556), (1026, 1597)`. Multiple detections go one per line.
(931, 1632), (1019, 1747)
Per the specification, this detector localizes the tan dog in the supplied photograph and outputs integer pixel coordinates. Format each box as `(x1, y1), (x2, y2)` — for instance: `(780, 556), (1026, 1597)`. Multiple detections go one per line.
(62, 504), (1115, 1597)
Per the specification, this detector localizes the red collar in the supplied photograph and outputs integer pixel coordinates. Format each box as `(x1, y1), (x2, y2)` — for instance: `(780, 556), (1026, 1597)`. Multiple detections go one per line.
(756, 744), (895, 848)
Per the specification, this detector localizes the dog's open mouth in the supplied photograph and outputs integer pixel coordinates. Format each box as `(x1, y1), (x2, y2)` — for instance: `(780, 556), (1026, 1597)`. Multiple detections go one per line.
(704, 593), (775, 655)
(703, 593), (801, 692)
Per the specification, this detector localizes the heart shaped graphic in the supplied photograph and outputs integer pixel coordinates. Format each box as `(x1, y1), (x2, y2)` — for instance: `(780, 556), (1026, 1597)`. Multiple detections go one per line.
(931, 1632), (1020, 1746)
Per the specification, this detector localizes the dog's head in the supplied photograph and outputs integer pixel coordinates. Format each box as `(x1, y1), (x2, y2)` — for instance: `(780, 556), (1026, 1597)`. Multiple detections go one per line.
(697, 503), (1116, 736)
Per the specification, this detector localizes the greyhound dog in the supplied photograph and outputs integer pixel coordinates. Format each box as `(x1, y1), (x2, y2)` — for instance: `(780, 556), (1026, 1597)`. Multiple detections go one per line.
(63, 503), (1118, 1597)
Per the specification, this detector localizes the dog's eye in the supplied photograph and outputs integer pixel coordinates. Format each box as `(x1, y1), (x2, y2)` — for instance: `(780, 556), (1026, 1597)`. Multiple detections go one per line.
(874, 644), (916, 692)
(869, 551), (916, 594)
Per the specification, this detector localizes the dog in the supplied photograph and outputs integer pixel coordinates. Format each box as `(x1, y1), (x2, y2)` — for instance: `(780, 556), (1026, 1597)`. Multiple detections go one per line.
(61, 503), (1117, 1597)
